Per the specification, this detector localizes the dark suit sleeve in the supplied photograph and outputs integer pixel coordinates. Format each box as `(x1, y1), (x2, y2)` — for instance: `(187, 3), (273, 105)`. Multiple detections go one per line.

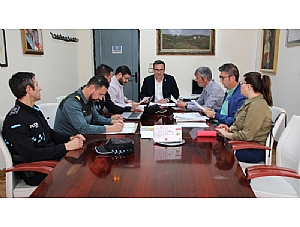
(140, 76), (152, 100)
(170, 76), (180, 99)
(104, 92), (131, 114)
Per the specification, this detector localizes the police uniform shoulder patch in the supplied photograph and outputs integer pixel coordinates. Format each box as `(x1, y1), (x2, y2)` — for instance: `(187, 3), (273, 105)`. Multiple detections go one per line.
(9, 105), (20, 116)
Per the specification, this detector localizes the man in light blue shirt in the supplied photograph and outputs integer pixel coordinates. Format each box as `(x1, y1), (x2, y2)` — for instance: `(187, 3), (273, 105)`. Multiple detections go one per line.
(177, 66), (224, 111)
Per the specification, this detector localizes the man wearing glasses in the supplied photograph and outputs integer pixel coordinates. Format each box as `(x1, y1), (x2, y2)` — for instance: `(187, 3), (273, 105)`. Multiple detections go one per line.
(203, 63), (246, 126)
(177, 66), (224, 110)
(108, 65), (140, 108)
(140, 60), (179, 104)
(94, 64), (141, 115)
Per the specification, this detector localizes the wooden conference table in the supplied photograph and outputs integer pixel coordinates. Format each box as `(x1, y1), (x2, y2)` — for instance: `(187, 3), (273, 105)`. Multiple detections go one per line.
(30, 108), (255, 198)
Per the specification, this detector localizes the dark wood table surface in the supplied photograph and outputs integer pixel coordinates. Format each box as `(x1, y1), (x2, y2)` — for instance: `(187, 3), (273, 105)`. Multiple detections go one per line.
(30, 108), (255, 197)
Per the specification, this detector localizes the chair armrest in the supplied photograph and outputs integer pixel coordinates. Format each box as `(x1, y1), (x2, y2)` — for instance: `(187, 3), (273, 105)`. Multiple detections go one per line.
(4, 160), (58, 175)
(246, 165), (298, 174)
(228, 140), (245, 145)
(228, 140), (271, 151)
(14, 160), (59, 168)
(5, 166), (53, 175)
(245, 165), (300, 180)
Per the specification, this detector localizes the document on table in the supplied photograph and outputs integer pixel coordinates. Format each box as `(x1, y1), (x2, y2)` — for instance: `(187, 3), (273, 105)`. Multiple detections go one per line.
(191, 100), (206, 111)
(170, 95), (178, 104)
(159, 103), (176, 107)
(153, 125), (182, 143)
(140, 126), (154, 139)
(173, 112), (208, 122)
(172, 107), (186, 111)
(137, 105), (146, 111)
(103, 122), (138, 134)
(176, 122), (208, 128)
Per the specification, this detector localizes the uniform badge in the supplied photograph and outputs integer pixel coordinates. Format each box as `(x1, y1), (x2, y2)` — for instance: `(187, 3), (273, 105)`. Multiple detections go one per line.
(9, 105), (20, 115)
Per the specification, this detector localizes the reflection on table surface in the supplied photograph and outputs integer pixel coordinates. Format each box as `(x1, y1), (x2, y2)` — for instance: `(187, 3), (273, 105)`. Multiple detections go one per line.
(30, 108), (255, 198)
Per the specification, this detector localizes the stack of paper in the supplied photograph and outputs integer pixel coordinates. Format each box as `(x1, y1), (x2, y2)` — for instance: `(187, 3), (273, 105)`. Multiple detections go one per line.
(140, 126), (154, 139)
(177, 122), (208, 128)
(173, 112), (208, 122)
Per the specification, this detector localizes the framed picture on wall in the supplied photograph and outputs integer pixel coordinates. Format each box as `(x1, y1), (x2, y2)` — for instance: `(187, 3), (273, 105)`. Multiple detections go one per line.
(157, 29), (215, 55)
(0, 29), (8, 67)
(286, 29), (300, 47)
(21, 29), (44, 55)
(260, 29), (280, 73)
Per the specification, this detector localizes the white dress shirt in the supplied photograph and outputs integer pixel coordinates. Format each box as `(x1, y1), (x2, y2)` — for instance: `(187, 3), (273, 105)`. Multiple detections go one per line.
(108, 76), (131, 108)
(154, 77), (164, 102)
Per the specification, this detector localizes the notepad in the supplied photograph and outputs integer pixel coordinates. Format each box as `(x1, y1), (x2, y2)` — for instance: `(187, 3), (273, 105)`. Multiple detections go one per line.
(103, 122), (138, 134)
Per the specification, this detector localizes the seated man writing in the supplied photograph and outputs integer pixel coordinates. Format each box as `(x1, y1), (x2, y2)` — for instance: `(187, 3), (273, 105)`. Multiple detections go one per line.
(2, 72), (85, 186)
(54, 76), (124, 135)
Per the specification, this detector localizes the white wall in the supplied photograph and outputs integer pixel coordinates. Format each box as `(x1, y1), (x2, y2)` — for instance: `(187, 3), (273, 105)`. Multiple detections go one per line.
(254, 29), (300, 121)
(0, 29), (93, 168)
(1, 29), (300, 168)
(140, 29), (258, 96)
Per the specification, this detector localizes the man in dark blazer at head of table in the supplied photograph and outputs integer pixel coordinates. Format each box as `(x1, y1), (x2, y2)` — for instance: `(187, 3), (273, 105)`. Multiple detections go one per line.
(140, 60), (180, 104)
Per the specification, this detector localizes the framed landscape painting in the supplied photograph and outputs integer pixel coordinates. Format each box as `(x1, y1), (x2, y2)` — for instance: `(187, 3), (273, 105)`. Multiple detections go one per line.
(157, 29), (215, 55)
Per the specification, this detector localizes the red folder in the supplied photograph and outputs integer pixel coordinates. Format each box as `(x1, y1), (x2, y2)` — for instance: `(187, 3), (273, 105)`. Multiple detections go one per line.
(197, 130), (216, 137)
(197, 137), (217, 143)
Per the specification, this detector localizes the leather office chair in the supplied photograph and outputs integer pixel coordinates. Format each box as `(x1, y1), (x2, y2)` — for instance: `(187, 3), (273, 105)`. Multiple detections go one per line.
(229, 106), (287, 170)
(245, 115), (300, 198)
(0, 116), (58, 197)
(38, 102), (59, 129)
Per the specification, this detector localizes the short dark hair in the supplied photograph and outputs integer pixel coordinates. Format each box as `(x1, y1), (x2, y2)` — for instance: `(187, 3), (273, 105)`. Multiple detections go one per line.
(95, 64), (113, 77)
(115, 65), (131, 76)
(9, 72), (36, 99)
(218, 63), (239, 82)
(153, 60), (165, 69)
(86, 76), (109, 90)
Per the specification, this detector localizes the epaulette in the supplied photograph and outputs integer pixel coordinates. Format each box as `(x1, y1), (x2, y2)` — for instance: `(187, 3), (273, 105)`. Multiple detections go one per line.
(9, 105), (20, 116)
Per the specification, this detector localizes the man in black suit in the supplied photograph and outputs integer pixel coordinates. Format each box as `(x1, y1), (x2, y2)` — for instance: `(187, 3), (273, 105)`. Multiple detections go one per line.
(140, 60), (179, 104)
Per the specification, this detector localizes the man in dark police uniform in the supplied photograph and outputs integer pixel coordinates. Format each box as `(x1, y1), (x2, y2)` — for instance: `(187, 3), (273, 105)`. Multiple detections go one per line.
(2, 72), (85, 186)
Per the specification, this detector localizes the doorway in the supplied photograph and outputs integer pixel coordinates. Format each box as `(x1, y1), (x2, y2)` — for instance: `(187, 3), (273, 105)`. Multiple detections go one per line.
(93, 29), (140, 101)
